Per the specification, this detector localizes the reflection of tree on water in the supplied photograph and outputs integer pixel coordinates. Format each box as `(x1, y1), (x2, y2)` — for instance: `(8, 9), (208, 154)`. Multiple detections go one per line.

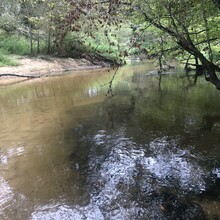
(202, 114), (220, 131)
(105, 94), (136, 129)
(71, 128), (208, 219)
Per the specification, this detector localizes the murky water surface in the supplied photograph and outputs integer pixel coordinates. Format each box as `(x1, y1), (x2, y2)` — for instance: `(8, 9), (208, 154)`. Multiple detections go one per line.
(0, 62), (220, 219)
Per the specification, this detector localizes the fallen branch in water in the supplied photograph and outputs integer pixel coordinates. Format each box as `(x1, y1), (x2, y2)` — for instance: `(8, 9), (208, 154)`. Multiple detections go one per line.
(0, 73), (47, 79)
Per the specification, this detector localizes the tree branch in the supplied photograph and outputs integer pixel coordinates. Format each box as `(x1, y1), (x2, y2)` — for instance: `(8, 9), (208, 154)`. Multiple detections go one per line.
(0, 73), (44, 79)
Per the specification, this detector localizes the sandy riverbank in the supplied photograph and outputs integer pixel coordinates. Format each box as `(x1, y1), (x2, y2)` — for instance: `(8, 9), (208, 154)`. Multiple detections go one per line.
(0, 55), (111, 85)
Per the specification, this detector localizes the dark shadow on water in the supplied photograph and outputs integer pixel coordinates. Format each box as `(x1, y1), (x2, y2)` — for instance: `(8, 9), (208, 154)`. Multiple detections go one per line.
(202, 114), (220, 131)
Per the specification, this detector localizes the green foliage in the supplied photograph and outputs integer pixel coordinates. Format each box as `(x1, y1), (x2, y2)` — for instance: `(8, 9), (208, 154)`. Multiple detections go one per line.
(0, 35), (30, 55)
(0, 49), (19, 66)
(212, 45), (220, 62)
(0, 0), (219, 72)
(129, 1), (218, 57)
(59, 33), (87, 57)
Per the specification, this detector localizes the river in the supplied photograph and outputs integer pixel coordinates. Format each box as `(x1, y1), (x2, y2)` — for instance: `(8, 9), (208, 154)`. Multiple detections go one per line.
(0, 61), (219, 219)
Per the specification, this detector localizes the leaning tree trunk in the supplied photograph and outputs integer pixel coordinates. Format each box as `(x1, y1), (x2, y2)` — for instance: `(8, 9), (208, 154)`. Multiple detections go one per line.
(200, 60), (220, 89)
(140, 7), (220, 90)
(177, 38), (220, 89)
(141, 10), (220, 89)
(190, 45), (220, 89)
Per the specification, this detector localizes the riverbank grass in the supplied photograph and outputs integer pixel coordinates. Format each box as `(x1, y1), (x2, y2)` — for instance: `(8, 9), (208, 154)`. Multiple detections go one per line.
(0, 51), (19, 67)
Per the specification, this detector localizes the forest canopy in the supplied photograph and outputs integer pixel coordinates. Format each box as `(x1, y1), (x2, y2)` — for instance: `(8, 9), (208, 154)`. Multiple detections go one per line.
(0, 0), (219, 88)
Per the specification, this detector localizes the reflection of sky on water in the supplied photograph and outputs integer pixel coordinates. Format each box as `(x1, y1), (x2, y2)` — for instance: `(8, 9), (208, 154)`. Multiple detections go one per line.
(0, 177), (13, 210)
(0, 145), (26, 219)
(212, 168), (220, 178)
(0, 145), (25, 165)
(87, 87), (99, 97)
(32, 129), (208, 219)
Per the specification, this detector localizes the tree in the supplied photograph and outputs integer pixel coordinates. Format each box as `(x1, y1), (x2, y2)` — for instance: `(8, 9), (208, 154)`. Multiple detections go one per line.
(19, 0), (71, 55)
(124, 0), (220, 89)
(59, 0), (219, 88)
(0, 0), (21, 33)
(84, 0), (220, 89)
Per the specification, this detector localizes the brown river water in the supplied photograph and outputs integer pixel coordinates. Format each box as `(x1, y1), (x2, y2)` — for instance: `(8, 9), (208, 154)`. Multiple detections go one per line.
(0, 62), (220, 219)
